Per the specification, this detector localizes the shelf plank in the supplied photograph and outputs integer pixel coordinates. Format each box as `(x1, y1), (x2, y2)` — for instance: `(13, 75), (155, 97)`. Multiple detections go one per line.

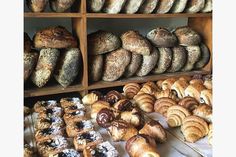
(24, 12), (82, 18)
(88, 71), (210, 90)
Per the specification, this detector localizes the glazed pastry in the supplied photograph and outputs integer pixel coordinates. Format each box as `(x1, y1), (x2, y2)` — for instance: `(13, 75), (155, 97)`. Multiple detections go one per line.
(60, 97), (81, 108)
(162, 78), (177, 90)
(181, 115), (209, 143)
(193, 104), (212, 123)
(208, 123), (213, 145)
(154, 97), (177, 117)
(105, 90), (124, 105)
(185, 83), (206, 102)
(24, 52), (38, 82)
(66, 120), (94, 137)
(133, 93), (155, 113)
(201, 0), (212, 13)
(170, 0), (188, 13)
(185, 0), (205, 13)
(63, 110), (86, 125)
(123, 83), (141, 99)
(200, 89), (212, 106)
(64, 103), (85, 114)
(113, 99), (133, 111)
(120, 108), (144, 129)
(154, 89), (178, 101)
(138, 0), (158, 14)
(87, 0), (105, 12)
(107, 120), (138, 141)
(49, 149), (80, 157)
(167, 105), (191, 127)
(50, 0), (76, 12)
(156, 0), (175, 14)
(73, 130), (103, 151)
(83, 141), (119, 157)
(34, 100), (58, 113)
(126, 134), (160, 157)
(89, 55), (103, 82)
(138, 82), (159, 96)
(26, 0), (48, 12)
(123, 0), (144, 14)
(195, 43), (211, 69)
(171, 78), (189, 99)
(124, 53), (142, 78)
(35, 116), (64, 130)
(96, 108), (116, 128)
(91, 101), (110, 119)
(178, 96), (199, 111)
(38, 107), (63, 119)
(24, 142), (33, 157)
(139, 120), (167, 143)
(24, 32), (32, 53)
(82, 93), (100, 106)
(103, 0), (127, 14)
(35, 127), (64, 142)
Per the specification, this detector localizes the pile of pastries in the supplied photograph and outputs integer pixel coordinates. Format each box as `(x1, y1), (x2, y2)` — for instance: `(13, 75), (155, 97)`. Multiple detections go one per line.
(87, 0), (212, 14)
(88, 26), (211, 82)
(24, 26), (82, 88)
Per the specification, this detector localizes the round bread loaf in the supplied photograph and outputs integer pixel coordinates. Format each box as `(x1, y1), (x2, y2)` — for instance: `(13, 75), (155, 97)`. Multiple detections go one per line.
(170, 0), (188, 13)
(124, 53), (142, 78)
(24, 32), (32, 53)
(123, 0), (145, 14)
(195, 43), (211, 69)
(89, 55), (104, 82)
(153, 48), (172, 74)
(147, 27), (178, 47)
(185, 0), (205, 13)
(121, 30), (152, 56)
(201, 0), (212, 13)
(103, 0), (127, 14)
(174, 26), (201, 46)
(87, 0), (105, 12)
(50, 0), (75, 13)
(24, 52), (39, 82)
(88, 30), (121, 55)
(167, 46), (187, 72)
(156, 0), (176, 14)
(34, 26), (77, 49)
(102, 48), (131, 81)
(181, 46), (201, 72)
(26, 0), (48, 12)
(136, 47), (159, 77)
(138, 0), (158, 14)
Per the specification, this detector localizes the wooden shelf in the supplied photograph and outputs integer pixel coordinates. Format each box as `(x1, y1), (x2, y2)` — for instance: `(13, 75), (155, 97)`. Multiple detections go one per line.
(24, 12), (82, 18)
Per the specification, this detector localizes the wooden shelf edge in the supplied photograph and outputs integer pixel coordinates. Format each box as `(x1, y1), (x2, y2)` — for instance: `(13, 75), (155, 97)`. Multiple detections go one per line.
(24, 12), (82, 18)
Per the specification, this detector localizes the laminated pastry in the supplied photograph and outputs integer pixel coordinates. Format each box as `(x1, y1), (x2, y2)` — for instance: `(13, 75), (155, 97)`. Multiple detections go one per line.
(153, 48), (172, 74)
(35, 127), (64, 142)
(162, 78), (177, 90)
(91, 101), (110, 119)
(113, 99), (133, 111)
(24, 32), (32, 53)
(154, 89), (178, 101)
(171, 78), (189, 99)
(104, 90), (124, 105)
(156, 80), (164, 89)
(193, 104), (212, 123)
(136, 47), (159, 77)
(107, 120), (138, 141)
(208, 123), (213, 145)
(96, 108), (116, 128)
(102, 48), (131, 81)
(146, 27), (178, 47)
(49, 0), (75, 12)
(31, 48), (60, 87)
(123, 83), (141, 99)
(124, 53), (142, 78)
(35, 116), (65, 130)
(185, 0), (205, 13)
(88, 30), (121, 55)
(181, 46), (202, 71)
(139, 120), (167, 143)
(87, 0), (105, 12)
(181, 115), (209, 143)
(38, 107), (63, 119)
(201, 0), (212, 13)
(138, 0), (158, 14)
(174, 26), (201, 46)
(49, 149), (80, 157)
(121, 30), (152, 56)
(167, 105), (191, 127)
(63, 110), (86, 125)
(200, 89), (212, 106)
(82, 92), (101, 106)
(89, 55), (103, 82)
(170, 0), (188, 13)
(154, 97), (177, 117)
(133, 93), (155, 113)
(138, 81), (159, 96)
(103, 0), (127, 14)
(178, 96), (199, 111)
(167, 46), (187, 72)
(126, 134), (160, 157)
(195, 43), (211, 69)
(73, 130), (103, 151)
(54, 48), (81, 87)
(66, 120), (94, 137)
(83, 141), (119, 157)
(184, 83), (206, 102)
(24, 52), (38, 82)
(26, 0), (48, 12)
(34, 100), (58, 113)
(156, 0), (175, 14)
(64, 103), (85, 114)
(60, 97), (81, 108)
(122, 0), (144, 14)
(120, 108), (144, 129)
(34, 26), (77, 49)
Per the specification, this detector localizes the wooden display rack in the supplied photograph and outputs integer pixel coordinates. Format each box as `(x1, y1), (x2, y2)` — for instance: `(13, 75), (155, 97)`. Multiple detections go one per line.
(24, 0), (212, 98)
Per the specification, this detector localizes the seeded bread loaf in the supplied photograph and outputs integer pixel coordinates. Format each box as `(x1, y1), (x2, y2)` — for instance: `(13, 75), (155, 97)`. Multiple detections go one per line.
(185, 0), (205, 13)
(89, 55), (104, 82)
(153, 48), (172, 74)
(24, 52), (39, 82)
(123, 0), (145, 14)
(103, 0), (127, 14)
(170, 0), (188, 13)
(156, 0), (176, 14)
(26, 0), (48, 12)
(138, 0), (158, 14)
(124, 53), (142, 78)
(201, 0), (212, 13)
(87, 0), (105, 12)
(50, 0), (75, 12)
(195, 43), (211, 69)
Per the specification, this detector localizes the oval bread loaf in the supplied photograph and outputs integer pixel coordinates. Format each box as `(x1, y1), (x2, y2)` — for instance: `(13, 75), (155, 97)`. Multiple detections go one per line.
(170, 0), (188, 13)
(201, 0), (212, 13)
(24, 52), (39, 82)
(195, 43), (211, 69)
(87, 0), (105, 12)
(89, 55), (104, 82)
(26, 0), (48, 12)
(124, 53), (142, 78)
(156, 0), (176, 14)
(185, 0), (205, 13)
(153, 48), (172, 74)
(138, 0), (158, 14)
(103, 0), (127, 14)
(123, 0), (145, 14)
(50, 0), (75, 13)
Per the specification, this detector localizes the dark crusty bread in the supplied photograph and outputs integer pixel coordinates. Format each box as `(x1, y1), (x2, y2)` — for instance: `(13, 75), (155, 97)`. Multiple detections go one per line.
(24, 32), (32, 53)
(136, 47), (159, 77)
(31, 48), (60, 87)
(181, 46), (201, 72)
(34, 26), (77, 49)
(103, 48), (131, 81)
(88, 30), (121, 55)
(174, 26), (201, 46)
(195, 43), (211, 69)
(147, 27), (178, 47)
(121, 30), (152, 56)
(185, 0), (205, 13)
(103, 0), (127, 14)
(167, 46), (187, 72)
(153, 48), (172, 74)
(26, 0), (48, 12)
(122, 0), (145, 14)
(156, 0), (176, 14)
(87, 0), (105, 12)
(124, 53), (142, 78)
(138, 0), (158, 14)
(89, 55), (104, 82)
(24, 52), (39, 82)
(54, 48), (81, 87)
(170, 0), (188, 13)
(50, 0), (75, 13)
(201, 0), (212, 13)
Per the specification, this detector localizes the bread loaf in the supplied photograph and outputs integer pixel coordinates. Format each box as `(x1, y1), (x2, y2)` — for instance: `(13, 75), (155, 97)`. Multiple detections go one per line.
(121, 30), (152, 56)
(152, 48), (172, 74)
(50, 0), (75, 12)
(89, 55), (104, 82)
(201, 0), (212, 13)
(88, 30), (121, 55)
(102, 48), (131, 81)
(124, 53), (142, 78)
(136, 47), (159, 77)
(31, 48), (60, 87)
(138, 0), (158, 14)
(34, 26), (77, 49)
(170, 0), (188, 13)
(54, 48), (81, 87)
(24, 32), (32, 53)
(147, 27), (178, 47)
(123, 0), (144, 14)
(195, 43), (211, 69)
(156, 0), (175, 14)
(26, 0), (48, 12)
(24, 52), (39, 82)
(185, 0), (205, 13)
(87, 0), (105, 12)
(103, 0), (127, 14)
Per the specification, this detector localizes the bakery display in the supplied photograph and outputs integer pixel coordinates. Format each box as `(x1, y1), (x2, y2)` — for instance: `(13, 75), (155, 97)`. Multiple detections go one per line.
(26, 0), (48, 12)
(49, 0), (76, 13)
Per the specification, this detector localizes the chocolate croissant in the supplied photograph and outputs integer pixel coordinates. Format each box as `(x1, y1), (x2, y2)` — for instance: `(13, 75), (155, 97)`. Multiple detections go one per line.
(154, 89), (178, 101)
(123, 83), (141, 99)
(120, 108), (144, 129)
(184, 83), (206, 102)
(138, 81), (159, 95)
(105, 90), (124, 105)
(133, 93), (155, 113)
(154, 97), (177, 117)
(178, 96), (199, 111)
(171, 78), (189, 99)
(162, 78), (177, 90)
(193, 104), (212, 123)
(113, 99), (133, 111)
(200, 89), (212, 106)
(91, 101), (110, 119)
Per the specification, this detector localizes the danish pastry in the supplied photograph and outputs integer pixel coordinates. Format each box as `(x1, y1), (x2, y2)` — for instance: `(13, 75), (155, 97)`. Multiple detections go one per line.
(49, 149), (80, 157)
(120, 108), (144, 129)
(34, 100), (58, 113)
(60, 97), (81, 108)
(91, 101), (110, 119)
(154, 97), (177, 117)
(63, 110), (86, 125)
(96, 108), (116, 128)
(178, 96), (199, 111)
(193, 104), (212, 123)
(185, 83), (206, 102)
(208, 123), (213, 145)
(113, 99), (133, 111)
(38, 107), (63, 119)
(35, 117), (64, 130)
(105, 90), (124, 105)
(35, 127), (64, 142)
(66, 120), (94, 137)
(133, 93), (155, 113)
(123, 83), (141, 99)
(200, 89), (212, 106)
(171, 78), (189, 99)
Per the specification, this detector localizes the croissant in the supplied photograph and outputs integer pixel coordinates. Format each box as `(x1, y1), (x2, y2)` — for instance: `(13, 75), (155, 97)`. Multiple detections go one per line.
(154, 97), (177, 117)
(200, 89), (212, 106)
(139, 120), (167, 143)
(171, 79), (189, 99)
(82, 93), (99, 105)
(123, 83), (141, 99)
(154, 89), (178, 101)
(126, 134), (160, 157)
(162, 78), (177, 90)
(178, 96), (199, 111)
(138, 81), (159, 95)
(107, 120), (138, 141)
(167, 105), (191, 127)
(181, 115), (209, 143)
(120, 108), (144, 129)
(184, 83), (206, 102)
(193, 104), (212, 123)
(113, 99), (133, 111)
(208, 123), (213, 145)
(156, 80), (164, 89)
(91, 101), (110, 119)
(133, 93), (155, 113)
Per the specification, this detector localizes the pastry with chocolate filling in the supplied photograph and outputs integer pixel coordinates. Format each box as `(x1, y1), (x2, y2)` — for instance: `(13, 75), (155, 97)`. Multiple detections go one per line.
(34, 100), (58, 113)
(63, 110), (86, 125)
(178, 96), (199, 111)
(91, 101), (110, 120)
(35, 127), (64, 142)
(49, 149), (80, 157)
(113, 99), (133, 111)
(120, 108), (144, 129)
(38, 107), (63, 119)
(35, 116), (65, 130)
(96, 108), (116, 128)
(105, 90), (124, 105)
(193, 104), (212, 123)
(66, 120), (94, 137)
(60, 97), (81, 108)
